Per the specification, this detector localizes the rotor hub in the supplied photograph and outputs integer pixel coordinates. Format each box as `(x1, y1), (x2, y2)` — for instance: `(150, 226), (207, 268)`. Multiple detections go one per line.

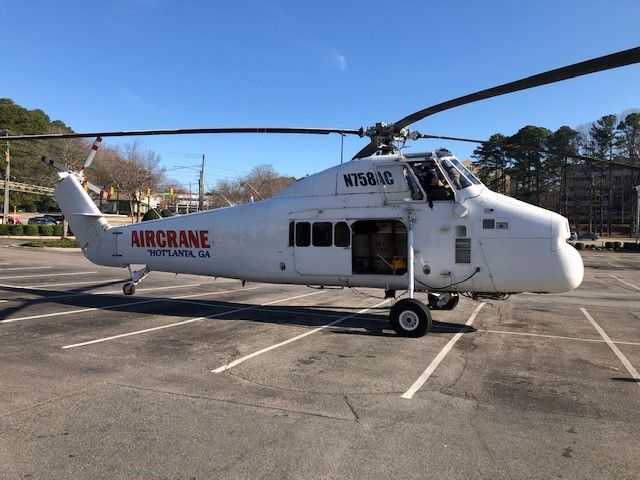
(361, 122), (423, 154)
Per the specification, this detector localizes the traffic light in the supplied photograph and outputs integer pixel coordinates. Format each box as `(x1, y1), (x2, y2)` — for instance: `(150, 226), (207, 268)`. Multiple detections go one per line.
(146, 187), (151, 197)
(109, 186), (115, 196)
(169, 187), (175, 199)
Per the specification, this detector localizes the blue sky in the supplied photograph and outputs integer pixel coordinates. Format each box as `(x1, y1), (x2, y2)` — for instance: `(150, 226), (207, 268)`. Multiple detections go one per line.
(2, 0), (640, 189)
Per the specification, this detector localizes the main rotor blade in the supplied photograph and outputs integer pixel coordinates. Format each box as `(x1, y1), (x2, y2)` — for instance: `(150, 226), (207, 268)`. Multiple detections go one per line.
(421, 133), (640, 170)
(352, 143), (378, 160)
(352, 46), (640, 160)
(0, 127), (363, 141)
(394, 46), (640, 130)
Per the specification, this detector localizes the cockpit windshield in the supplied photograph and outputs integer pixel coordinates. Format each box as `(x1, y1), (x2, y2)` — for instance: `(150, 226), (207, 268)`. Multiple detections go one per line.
(440, 158), (482, 189)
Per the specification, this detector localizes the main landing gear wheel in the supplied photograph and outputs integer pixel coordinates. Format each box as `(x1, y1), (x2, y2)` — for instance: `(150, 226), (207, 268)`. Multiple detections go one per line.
(389, 298), (432, 337)
(428, 292), (460, 310)
(123, 282), (136, 296)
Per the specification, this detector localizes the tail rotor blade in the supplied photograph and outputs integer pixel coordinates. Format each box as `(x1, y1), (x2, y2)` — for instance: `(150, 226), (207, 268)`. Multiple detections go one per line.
(41, 156), (69, 173)
(82, 137), (103, 170)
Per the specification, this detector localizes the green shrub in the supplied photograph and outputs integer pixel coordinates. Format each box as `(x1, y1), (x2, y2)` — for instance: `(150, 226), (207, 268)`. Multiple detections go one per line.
(142, 209), (161, 222)
(23, 224), (38, 236)
(22, 238), (78, 248)
(613, 241), (622, 250)
(39, 225), (54, 236)
(53, 224), (64, 236)
(574, 242), (584, 250)
(0, 224), (8, 235)
(604, 241), (614, 249)
(9, 224), (23, 235)
(160, 209), (175, 218)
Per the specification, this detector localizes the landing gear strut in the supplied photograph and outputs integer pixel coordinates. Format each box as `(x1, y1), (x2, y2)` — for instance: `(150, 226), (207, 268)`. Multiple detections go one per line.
(123, 265), (151, 296)
(388, 217), (432, 337)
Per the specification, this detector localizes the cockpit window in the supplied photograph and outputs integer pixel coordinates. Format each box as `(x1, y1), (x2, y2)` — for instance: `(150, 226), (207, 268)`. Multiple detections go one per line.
(441, 158), (481, 188)
(409, 160), (454, 206)
(403, 165), (424, 201)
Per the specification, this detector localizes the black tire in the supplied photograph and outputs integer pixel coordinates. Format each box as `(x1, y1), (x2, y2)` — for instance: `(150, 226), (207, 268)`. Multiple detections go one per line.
(123, 282), (136, 296)
(389, 298), (432, 337)
(428, 293), (460, 310)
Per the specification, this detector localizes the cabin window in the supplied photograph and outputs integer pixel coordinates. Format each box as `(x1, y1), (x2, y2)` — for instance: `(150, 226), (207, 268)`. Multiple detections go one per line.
(296, 222), (311, 247)
(288, 221), (294, 246)
(455, 225), (467, 237)
(312, 222), (332, 247)
(334, 222), (350, 247)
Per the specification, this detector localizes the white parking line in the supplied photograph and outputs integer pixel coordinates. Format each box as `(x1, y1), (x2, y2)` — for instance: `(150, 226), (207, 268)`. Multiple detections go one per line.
(212, 298), (390, 373)
(0, 271), (97, 280)
(479, 329), (602, 344)
(167, 299), (238, 309)
(0, 279), (124, 289)
(63, 290), (325, 349)
(478, 328), (640, 347)
(401, 302), (486, 400)
(62, 319), (202, 348)
(0, 266), (52, 271)
(580, 308), (640, 384)
(0, 281), (214, 302)
(610, 275), (640, 292)
(608, 262), (627, 269)
(0, 286), (260, 324)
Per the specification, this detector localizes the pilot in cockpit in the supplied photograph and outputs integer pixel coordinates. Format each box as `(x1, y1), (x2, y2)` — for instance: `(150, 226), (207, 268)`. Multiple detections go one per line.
(413, 162), (452, 208)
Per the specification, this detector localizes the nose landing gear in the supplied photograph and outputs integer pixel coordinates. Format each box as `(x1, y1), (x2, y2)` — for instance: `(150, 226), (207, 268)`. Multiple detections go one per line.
(123, 265), (151, 295)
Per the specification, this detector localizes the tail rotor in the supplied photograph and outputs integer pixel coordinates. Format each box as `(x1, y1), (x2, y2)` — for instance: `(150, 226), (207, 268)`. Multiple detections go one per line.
(41, 136), (113, 201)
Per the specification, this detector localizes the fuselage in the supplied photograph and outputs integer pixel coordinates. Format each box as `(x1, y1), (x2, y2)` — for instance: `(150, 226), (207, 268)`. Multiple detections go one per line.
(63, 152), (583, 294)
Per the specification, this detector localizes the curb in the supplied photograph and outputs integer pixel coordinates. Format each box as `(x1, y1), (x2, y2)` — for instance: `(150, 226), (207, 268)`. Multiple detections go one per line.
(0, 236), (76, 240)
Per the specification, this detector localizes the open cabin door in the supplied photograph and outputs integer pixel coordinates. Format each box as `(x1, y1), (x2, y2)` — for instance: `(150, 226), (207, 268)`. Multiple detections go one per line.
(292, 220), (352, 276)
(351, 220), (407, 276)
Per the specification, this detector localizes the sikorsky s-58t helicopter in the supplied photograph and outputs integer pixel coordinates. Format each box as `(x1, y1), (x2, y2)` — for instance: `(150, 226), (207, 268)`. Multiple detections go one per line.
(6, 46), (640, 337)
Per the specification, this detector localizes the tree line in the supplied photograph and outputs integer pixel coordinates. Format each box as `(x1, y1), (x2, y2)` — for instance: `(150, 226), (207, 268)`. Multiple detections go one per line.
(1, 98), (295, 215)
(472, 111), (640, 235)
(0, 98), (165, 214)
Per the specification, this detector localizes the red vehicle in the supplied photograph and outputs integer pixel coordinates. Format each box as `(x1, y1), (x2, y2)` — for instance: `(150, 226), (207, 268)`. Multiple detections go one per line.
(6, 215), (21, 225)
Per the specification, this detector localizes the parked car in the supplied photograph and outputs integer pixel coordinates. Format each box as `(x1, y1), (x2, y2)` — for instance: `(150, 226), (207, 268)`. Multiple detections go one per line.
(27, 216), (58, 225)
(578, 232), (599, 240)
(43, 214), (63, 224)
(7, 215), (21, 225)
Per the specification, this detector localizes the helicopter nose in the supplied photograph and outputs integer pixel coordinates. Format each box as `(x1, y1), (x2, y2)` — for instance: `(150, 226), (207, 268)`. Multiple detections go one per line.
(552, 214), (584, 291)
(556, 242), (584, 291)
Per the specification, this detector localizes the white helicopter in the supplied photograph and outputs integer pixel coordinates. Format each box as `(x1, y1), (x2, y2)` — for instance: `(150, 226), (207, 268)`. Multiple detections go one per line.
(6, 46), (640, 337)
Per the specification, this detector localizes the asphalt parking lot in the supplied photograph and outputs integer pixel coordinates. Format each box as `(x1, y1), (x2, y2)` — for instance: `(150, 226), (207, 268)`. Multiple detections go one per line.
(1, 244), (639, 479)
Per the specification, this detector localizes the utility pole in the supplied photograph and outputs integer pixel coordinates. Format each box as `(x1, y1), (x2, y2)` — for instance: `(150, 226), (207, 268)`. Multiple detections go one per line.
(635, 185), (640, 244)
(199, 154), (205, 211)
(2, 129), (9, 225)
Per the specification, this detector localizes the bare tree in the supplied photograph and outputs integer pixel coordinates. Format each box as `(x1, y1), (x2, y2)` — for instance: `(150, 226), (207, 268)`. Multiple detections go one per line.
(208, 164), (296, 209)
(91, 141), (165, 221)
